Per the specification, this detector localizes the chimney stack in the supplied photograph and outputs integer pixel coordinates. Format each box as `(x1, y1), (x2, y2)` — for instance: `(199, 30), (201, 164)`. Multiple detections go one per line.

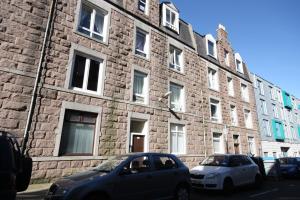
(217, 24), (228, 41)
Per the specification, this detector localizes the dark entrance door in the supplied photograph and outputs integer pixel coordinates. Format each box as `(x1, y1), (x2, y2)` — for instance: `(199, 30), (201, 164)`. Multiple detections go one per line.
(132, 135), (144, 152)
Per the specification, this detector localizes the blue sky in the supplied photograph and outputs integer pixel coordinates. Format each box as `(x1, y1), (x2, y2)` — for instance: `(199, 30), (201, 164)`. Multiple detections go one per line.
(168, 0), (300, 98)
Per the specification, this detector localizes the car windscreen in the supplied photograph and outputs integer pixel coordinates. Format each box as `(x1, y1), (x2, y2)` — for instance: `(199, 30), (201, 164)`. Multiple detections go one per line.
(201, 155), (229, 167)
(93, 156), (129, 172)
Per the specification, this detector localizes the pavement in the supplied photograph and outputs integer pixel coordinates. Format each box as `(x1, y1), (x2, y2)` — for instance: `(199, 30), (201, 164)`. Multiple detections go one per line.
(16, 179), (300, 200)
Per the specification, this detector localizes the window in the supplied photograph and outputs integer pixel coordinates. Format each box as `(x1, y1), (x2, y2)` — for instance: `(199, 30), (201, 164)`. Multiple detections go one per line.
(244, 109), (253, 129)
(133, 71), (148, 104)
(78, 3), (108, 41)
(169, 45), (183, 72)
(260, 99), (268, 115)
(213, 133), (223, 153)
(138, 0), (147, 14)
(71, 53), (104, 94)
(230, 105), (238, 126)
(263, 119), (271, 137)
(241, 83), (249, 102)
(235, 53), (244, 73)
(170, 83), (184, 112)
(270, 86), (276, 100)
(210, 98), (221, 123)
(208, 68), (219, 90)
(280, 107), (285, 120)
(205, 34), (217, 58)
(227, 77), (234, 96)
(122, 156), (151, 174)
(170, 124), (185, 154)
(248, 136), (255, 155)
(59, 110), (97, 156)
(233, 135), (240, 154)
(135, 28), (149, 58)
(277, 90), (282, 104)
(273, 152), (277, 158)
(224, 50), (230, 66)
(272, 104), (279, 118)
(153, 156), (177, 170)
(162, 4), (179, 32)
(263, 152), (269, 157)
(257, 80), (264, 95)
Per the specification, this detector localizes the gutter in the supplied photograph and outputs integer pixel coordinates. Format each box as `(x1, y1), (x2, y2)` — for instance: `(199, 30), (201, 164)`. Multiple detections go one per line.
(21, 0), (57, 155)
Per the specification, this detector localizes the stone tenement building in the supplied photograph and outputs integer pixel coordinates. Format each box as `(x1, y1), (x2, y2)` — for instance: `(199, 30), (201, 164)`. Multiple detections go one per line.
(252, 73), (300, 158)
(0, 0), (260, 182)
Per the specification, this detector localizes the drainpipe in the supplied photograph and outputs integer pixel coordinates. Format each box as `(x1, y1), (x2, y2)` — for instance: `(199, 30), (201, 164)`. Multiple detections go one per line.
(21, 0), (57, 155)
(201, 89), (207, 158)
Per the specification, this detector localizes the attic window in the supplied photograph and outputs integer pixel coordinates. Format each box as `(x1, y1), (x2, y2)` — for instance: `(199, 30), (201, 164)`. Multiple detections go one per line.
(162, 4), (179, 33)
(235, 53), (244, 74)
(205, 34), (217, 58)
(138, 0), (148, 14)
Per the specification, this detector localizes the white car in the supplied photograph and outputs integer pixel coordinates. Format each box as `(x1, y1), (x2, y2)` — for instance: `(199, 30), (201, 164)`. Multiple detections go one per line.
(190, 154), (262, 193)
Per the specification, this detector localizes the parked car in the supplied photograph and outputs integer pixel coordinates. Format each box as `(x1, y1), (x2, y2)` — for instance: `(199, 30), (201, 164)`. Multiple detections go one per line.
(0, 131), (32, 200)
(45, 153), (191, 200)
(278, 157), (300, 178)
(250, 156), (267, 179)
(190, 154), (262, 193)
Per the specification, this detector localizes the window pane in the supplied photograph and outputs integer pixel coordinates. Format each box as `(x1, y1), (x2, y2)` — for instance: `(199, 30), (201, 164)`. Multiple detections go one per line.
(79, 5), (92, 34)
(170, 84), (182, 111)
(171, 131), (177, 153)
(138, 0), (146, 12)
(72, 55), (86, 88)
(87, 59), (100, 92)
(166, 9), (171, 23)
(136, 31), (146, 52)
(94, 13), (104, 34)
(60, 110), (96, 155)
(178, 133), (184, 153)
(211, 104), (217, 118)
(171, 12), (176, 25)
(133, 71), (146, 102)
(208, 40), (214, 56)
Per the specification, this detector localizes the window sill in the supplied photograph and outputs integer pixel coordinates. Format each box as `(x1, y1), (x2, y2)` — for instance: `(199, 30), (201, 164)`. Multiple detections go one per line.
(208, 87), (220, 93)
(210, 120), (223, 124)
(131, 101), (149, 106)
(168, 67), (185, 75)
(134, 53), (150, 62)
(68, 88), (104, 98)
(74, 31), (109, 46)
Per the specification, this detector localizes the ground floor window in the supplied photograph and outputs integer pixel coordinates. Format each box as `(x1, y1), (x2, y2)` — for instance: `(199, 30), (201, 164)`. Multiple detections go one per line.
(248, 136), (256, 155)
(213, 132), (223, 153)
(59, 110), (97, 156)
(233, 134), (240, 154)
(170, 124), (185, 154)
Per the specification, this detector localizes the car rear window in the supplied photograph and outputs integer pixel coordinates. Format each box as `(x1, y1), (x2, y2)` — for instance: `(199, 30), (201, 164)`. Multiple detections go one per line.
(153, 156), (177, 170)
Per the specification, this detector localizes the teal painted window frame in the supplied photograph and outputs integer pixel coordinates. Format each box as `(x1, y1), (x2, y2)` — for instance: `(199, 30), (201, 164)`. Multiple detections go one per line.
(282, 90), (293, 109)
(272, 119), (285, 140)
(298, 126), (300, 138)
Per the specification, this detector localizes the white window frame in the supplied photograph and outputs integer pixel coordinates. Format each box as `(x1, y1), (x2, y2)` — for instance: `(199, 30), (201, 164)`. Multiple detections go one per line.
(261, 99), (268, 115)
(210, 98), (222, 123)
(132, 69), (149, 105)
(69, 51), (105, 95)
(244, 109), (253, 129)
(270, 86), (276, 100)
(77, 1), (109, 42)
(162, 3), (179, 33)
(263, 119), (271, 137)
(170, 123), (186, 155)
(138, 0), (148, 15)
(134, 27), (150, 58)
(257, 79), (264, 95)
(169, 45), (183, 72)
(235, 53), (244, 74)
(212, 132), (224, 154)
(169, 82), (185, 112)
(272, 104), (279, 118)
(247, 136), (256, 155)
(227, 77), (234, 96)
(224, 49), (230, 66)
(208, 67), (219, 91)
(230, 104), (238, 126)
(205, 34), (217, 59)
(241, 83), (249, 102)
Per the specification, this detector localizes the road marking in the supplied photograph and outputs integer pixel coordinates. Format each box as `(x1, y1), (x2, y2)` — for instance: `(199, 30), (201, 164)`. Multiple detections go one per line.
(249, 188), (278, 198)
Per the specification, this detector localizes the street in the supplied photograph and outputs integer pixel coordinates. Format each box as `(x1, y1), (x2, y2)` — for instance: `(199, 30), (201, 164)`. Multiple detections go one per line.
(17, 179), (300, 200)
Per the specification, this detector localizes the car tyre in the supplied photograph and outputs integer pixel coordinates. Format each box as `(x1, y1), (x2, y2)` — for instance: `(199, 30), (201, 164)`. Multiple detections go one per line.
(175, 185), (190, 200)
(223, 178), (234, 196)
(254, 174), (263, 188)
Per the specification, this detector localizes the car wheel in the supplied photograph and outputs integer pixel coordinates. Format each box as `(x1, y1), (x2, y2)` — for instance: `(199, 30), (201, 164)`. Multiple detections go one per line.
(223, 178), (234, 195)
(254, 174), (263, 188)
(175, 186), (190, 200)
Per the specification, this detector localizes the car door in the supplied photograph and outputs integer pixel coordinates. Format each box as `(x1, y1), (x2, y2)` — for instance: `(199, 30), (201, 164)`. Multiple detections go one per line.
(241, 156), (257, 184)
(114, 156), (153, 200)
(149, 155), (178, 199)
(228, 156), (245, 186)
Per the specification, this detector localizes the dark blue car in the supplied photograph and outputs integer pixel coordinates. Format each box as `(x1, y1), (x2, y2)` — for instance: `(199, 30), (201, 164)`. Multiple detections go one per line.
(45, 153), (191, 200)
(279, 157), (300, 178)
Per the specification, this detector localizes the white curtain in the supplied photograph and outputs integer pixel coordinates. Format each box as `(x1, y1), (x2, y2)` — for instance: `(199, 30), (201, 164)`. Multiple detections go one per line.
(136, 32), (145, 52)
(94, 13), (104, 35)
(80, 6), (91, 29)
(134, 74), (144, 95)
(170, 85), (181, 110)
(63, 122), (94, 154)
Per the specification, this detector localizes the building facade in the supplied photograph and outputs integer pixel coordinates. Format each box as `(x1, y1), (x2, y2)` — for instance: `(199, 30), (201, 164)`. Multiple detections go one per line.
(252, 73), (300, 158)
(0, 0), (260, 182)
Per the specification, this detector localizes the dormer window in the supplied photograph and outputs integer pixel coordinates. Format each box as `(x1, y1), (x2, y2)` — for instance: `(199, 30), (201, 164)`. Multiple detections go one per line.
(235, 53), (244, 74)
(162, 3), (179, 33)
(205, 34), (217, 58)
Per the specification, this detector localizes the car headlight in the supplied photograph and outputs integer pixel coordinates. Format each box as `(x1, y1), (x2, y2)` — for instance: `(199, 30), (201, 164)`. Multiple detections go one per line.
(206, 173), (219, 179)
